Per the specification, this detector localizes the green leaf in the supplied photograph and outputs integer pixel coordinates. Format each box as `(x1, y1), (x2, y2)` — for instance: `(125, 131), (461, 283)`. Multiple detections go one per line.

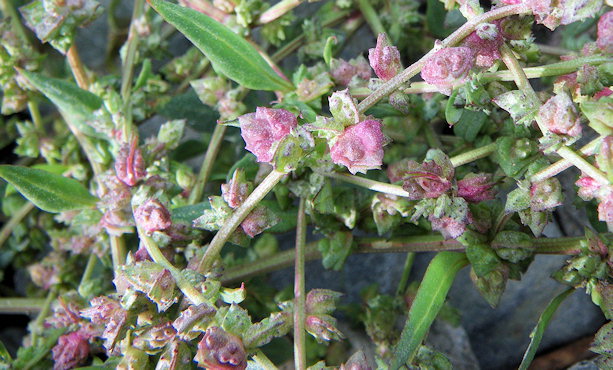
(495, 137), (538, 178)
(221, 304), (252, 337)
(518, 288), (575, 370)
(391, 252), (468, 369)
(505, 185), (530, 213)
(171, 202), (211, 224)
(492, 90), (538, 126)
(149, 0), (294, 92)
(0, 340), (11, 365)
(261, 200), (297, 233)
(453, 110), (487, 142)
(158, 91), (219, 132)
(19, 70), (108, 138)
(318, 231), (353, 271)
(592, 321), (613, 357)
(465, 243), (501, 277)
(0, 165), (98, 213)
(426, 0), (449, 38)
(13, 327), (65, 369)
(323, 36), (337, 66)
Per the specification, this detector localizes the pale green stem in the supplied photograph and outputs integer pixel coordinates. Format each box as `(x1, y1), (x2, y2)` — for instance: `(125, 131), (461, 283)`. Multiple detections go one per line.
(557, 146), (608, 184)
(196, 169), (286, 274)
(403, 84), (440, 94)
(357, 3), (530, 112)
(396, 252), (415, 297)
(449, 143), (497, 167)
(66, 32), (127, 272)
(499, 45), (539, 100)
(271, 10), (351, 62)
(0, 202), (35, 249)
(325, 172), (409, 197)
(139, 231), (207, 305)
(30, 288), (57, 345)
(536, 43), (575, 56)
(0, 298), (46, 314)
(120, 0), (145, 137)
(293, 198), (307, 370)
(77, 253), (98, 298)
(257, 0), (302, 25)
(188, 124), (227, 205)
(500, 45), (609, 185)
(357, 0), (386, 36)
(27, 101), (44, 132)
(222, 244), (319, 283)
(483, 55), (611, 81)
(64, 45), (105, 177)
(110, 235), (126, 272)
(530, 137), (601, 183)
(252, 350), (279, 369)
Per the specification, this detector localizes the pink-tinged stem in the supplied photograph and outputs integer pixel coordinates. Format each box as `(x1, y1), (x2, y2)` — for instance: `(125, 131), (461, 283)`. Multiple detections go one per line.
(293, 198), (307, 370)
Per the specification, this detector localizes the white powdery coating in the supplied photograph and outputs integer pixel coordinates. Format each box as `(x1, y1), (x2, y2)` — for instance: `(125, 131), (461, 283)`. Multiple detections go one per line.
(421, 47), (474, 95)
(239, 107), (297, 163)
(538, 93), (582, 137)
(368, 33), (403, 81)
(598, 10), (613, 53)
(330, 120), (384, 174)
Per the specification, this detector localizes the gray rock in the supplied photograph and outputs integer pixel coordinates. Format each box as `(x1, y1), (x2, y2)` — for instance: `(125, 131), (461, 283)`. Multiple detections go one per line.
(427, 320), (480, 370)
(568, 358), (602, 370)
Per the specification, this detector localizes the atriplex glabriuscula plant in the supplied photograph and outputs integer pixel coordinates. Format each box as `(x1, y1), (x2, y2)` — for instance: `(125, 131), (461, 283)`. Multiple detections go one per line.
(0, 0), (612, 368)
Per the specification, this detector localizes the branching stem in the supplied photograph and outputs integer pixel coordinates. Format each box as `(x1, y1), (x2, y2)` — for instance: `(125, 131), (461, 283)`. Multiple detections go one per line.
(357, 4), (530, 112)
(500, 45), (609, 185)
(196, 170), (286, 274)
(139, 231), (207, 305)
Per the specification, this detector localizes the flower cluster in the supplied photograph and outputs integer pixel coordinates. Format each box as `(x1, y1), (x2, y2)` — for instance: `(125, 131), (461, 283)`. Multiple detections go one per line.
(421, 47), (475, 95)
(4, 1), (613, 369)
(391, 149), (495, 238)
(330, 56), (371, 86)
(330, 120), (385, 174)
(576, 137), (613, 224)
(368, 33), (403, 81)
(238, 107), (297, 163)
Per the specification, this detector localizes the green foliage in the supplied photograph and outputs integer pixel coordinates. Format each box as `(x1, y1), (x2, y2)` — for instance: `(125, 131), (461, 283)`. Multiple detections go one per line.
(318, 231), (354, 271)
(0, 165), (98, 213)
(20, 70), (111, 139)
(149, 0), (294, 92)
(518, 289), (575, 370)
(391, 252), (468, 369)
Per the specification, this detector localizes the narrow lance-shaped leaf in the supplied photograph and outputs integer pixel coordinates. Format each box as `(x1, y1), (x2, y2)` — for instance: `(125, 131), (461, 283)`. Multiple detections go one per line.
(391, 252), (468, 369)
(0, 165), (98, 213)
(518, 288), (575, 370)
(148, 0), (294, 92)
(19, 69), (109, 138)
